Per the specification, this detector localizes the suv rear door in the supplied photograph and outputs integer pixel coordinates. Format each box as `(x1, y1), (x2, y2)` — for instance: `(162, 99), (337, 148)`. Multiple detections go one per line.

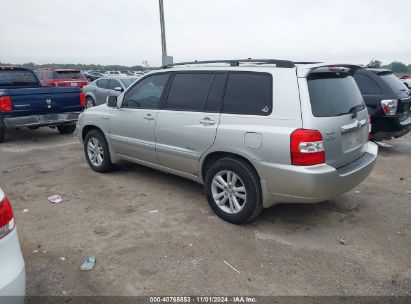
(155, 72), (226, 175)
(298, 66), (369, 168)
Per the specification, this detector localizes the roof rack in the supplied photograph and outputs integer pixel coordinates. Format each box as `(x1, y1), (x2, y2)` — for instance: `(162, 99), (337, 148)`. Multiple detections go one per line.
(162, 59), (295, 69)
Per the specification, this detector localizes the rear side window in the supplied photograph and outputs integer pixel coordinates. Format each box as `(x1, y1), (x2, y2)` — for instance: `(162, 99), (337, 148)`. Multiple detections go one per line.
(307, 73), (364, 117)
(379, 73), (408, 93)
(223, 73), (272, 115)
(354, 74), (382, 95)
(97, 79), (109, 89)
(205, 73), (227, 112)
(166, 73), (214, 111)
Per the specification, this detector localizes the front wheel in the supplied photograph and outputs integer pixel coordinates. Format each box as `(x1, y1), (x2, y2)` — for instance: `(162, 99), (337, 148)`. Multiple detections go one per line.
(57, 124), (76, 134)
(84, 129), (113, 173)
(205, 158), (262, 224)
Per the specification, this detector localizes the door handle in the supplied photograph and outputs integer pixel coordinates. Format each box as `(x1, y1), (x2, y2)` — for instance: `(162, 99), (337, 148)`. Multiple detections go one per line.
(144, 113), (155, 121)
(199, 117), (215, 125)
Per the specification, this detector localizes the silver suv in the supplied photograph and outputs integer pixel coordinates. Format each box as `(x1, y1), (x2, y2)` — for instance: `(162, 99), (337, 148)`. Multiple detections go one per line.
(77, 59), (378, 224)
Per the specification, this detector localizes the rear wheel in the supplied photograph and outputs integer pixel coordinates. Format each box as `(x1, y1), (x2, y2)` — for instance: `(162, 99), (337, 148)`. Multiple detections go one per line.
(0, 128), (5, 143)
(205, 157), (262, 224)
(84, 129), (113, 173)
(86, 97), (95, 108)
(57, 124), (76, 134)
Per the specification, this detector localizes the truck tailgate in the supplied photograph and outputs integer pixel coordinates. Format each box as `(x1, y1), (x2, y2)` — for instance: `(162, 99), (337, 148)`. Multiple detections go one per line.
(6, 87), (82, 117)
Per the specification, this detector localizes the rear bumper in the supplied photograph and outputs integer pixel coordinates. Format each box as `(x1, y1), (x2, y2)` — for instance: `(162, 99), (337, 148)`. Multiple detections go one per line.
(2, 112), (81, 129)
(0, 229), (25, 296)
(371, 115), (411, 141)
(254, 141), (378, 208)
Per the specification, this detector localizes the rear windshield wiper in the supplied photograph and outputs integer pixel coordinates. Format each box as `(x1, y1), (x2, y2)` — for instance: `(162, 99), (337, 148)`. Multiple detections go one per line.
(347, 104), (365, 118)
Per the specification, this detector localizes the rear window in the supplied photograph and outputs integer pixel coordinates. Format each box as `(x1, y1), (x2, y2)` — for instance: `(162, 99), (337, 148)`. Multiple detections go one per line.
(354, 74), (382, 95)
(223, 73), (272, 115)
(307, 73), (364, 117)
(0, 70), (38, 86)
(53, 71), (84, 79)
(379, 73), (408, 93)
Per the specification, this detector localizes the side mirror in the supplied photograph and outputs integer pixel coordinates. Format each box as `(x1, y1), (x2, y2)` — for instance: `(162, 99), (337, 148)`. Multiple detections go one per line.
(114, 86), (123, 92)
(107, 95), (118, 108)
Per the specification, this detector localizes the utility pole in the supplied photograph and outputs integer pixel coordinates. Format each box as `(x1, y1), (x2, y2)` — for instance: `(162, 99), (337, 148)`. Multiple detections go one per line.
(159, 0), (173, 66)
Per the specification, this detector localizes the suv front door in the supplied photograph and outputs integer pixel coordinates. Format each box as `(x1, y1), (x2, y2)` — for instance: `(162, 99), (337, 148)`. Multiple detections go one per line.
(155, 72), (226, 176)
(108, 73), (170, 164)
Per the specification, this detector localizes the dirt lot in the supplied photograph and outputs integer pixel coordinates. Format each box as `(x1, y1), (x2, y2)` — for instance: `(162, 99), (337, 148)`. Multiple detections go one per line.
(0, 128), (410, 296)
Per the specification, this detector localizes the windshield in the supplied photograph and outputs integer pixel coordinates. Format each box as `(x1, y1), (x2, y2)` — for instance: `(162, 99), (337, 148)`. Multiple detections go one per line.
(308, 73), (365, 117)
(0, 70), (39, 86)
(379, 73), (408, 93)
(53, 71), (85, 79)
(121, 78), (137, 88)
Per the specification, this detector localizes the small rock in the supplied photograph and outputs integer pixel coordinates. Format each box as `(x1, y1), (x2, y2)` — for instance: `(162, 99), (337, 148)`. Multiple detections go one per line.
(340, 238), (348, 245)
(43, 250), (48, 253)
(400, 178), (404, 181)
(354, 191), (361, 194)
(148, 209), (159, 213)
(22, 209), (29, 213)
(33, 250), (39, 254)
(189, 243), (193, 247)
(59, 257), (66, 261)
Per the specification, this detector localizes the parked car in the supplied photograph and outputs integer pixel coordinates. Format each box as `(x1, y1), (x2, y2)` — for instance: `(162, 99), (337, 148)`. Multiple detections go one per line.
(104, 71), (126, 77)
(401, 76), (411, 89)
(36, 69), (88, 88)
(0, 66), (86, 142)
(84, 71), (104, 82)
(354, 68), (411, 141)
(0, 187), (25, 297)
(82, 76), (137, 108)
(77, 59), (378, 224)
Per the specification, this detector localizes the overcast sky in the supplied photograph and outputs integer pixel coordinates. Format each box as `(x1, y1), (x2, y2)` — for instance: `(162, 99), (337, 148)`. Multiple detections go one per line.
(1, 0), (410, 67)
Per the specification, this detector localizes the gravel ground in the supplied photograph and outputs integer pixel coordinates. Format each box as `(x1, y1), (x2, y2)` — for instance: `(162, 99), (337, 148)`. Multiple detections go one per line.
(0, 128), (410, 296)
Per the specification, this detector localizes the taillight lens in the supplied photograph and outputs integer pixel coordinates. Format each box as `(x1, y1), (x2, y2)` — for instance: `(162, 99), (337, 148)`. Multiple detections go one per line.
(79, 91), (86, 107)
(0, 96), (12, 112)
(381, 99), (398, 116)
(0, 195), (15, 239)
(291, 129), (325, 166)
(50, 80), (59, 87)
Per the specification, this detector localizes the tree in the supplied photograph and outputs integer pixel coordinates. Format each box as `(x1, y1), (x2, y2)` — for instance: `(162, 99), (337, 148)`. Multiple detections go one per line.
(368, 60), (382, 68)
(389, 61), (408, 73)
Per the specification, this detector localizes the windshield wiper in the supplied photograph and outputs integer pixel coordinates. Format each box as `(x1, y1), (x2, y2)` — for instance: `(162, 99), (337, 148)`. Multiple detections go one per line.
(348, 104), (365, 118)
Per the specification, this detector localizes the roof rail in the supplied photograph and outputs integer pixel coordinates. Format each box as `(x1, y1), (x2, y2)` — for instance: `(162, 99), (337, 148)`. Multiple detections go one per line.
(162, 59), (295, 69)
(293, 61), (322, 65)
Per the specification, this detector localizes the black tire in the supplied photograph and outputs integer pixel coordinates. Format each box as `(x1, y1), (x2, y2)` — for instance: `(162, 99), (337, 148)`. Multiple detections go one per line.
(204, 157), (263, 224)
(86, 97), (95, 108)
(0, 128), (5, 143)
(57, 124), (76, 134)
(84, 129), (113, 173)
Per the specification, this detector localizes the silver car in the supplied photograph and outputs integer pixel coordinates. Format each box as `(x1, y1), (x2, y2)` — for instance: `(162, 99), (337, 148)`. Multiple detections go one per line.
(82, 76), (138, 108)
(76, 59), (378, 224)
(0, 188), (25, 298)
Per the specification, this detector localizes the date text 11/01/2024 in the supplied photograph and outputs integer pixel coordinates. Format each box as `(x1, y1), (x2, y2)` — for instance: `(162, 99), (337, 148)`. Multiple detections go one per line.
(149, 297), (257, 303)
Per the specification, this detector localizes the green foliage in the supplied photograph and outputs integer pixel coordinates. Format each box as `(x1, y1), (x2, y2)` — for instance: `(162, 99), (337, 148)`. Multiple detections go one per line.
(368, 60), (382, 68)
(0, 61), (148, 71)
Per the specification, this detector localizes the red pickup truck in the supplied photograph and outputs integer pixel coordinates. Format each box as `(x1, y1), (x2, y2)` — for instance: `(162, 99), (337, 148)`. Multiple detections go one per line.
(35, 69), (88, 88)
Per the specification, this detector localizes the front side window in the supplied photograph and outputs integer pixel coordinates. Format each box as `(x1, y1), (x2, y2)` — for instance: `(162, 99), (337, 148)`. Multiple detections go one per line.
(165, 73), (214, 111)
(97, 79), (109, 89)
(223, 73), (272, 115)
(122, 74), (169, 109)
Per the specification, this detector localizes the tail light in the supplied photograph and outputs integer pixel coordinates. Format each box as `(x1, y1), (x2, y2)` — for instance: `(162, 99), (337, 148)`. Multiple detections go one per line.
(50, 80), (59, 87)
(381, 99), (398, 116)
(291, 129), (325, 166)
(79, 91), (86, 107)
(0, 96), (12, 112)
(0, 194), (15, 239)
